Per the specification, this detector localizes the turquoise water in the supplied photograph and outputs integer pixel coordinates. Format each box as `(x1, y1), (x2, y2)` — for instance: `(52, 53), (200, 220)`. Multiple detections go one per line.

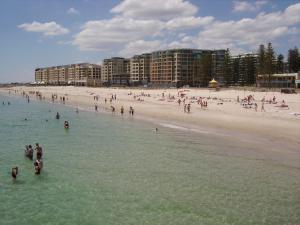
(0, 94), (299, 225)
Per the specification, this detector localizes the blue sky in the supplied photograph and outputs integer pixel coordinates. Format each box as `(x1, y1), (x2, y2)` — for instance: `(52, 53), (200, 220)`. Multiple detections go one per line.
(0, 0), (299, 83)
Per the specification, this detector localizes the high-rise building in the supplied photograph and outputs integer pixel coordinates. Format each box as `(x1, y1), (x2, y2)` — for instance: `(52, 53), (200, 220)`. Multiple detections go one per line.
(211, 50), (226, 84)
(101, 57), (130, 85)
(232, 53), (258, 86)
(150, 49), (226, 87)
(130, 53), (151, 85)
(150, 49), (198, 87)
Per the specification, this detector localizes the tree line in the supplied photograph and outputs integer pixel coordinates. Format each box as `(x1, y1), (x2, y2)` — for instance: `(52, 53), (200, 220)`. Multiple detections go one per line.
(258, 43), (300, 75)
(194, 43), (299, 87)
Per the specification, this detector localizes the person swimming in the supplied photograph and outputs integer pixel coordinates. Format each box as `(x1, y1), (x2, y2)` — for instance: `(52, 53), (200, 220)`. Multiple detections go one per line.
(34, 160), (42, 175)
(64, 121), (69, 129)
(25, 145), (33, 160)
(56, 112), (60, 119)
(11, 167), (18, 180)
(35, 143), (43, 160)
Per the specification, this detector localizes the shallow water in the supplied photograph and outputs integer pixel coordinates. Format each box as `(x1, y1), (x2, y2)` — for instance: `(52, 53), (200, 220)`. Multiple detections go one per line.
(0, 94), (299, 225)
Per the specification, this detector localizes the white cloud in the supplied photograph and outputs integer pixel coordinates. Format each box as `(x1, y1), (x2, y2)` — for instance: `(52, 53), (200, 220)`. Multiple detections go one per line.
(72, 1), (300, 57)
(233, 0), (268, 12)
(67, 7), (80, 15)
(111, 0), (198, 20)
(18, 21), (69, 36)
(73, 18), (164, 51)
(193, 3), (300, 52)
(119, 40), (165, 56)
(166, 16), (214, 30)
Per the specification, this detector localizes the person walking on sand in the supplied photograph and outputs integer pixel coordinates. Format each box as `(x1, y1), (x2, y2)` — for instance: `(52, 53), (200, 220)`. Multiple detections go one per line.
(111, 106), (115, 112)
(255, 103), (258, 112)
(184, 104), (187, 113)
(120, 106), (124, 115)
(187, 104), (191, 113)
(95, 104), (98, 111)
(261, 102), (265, 112)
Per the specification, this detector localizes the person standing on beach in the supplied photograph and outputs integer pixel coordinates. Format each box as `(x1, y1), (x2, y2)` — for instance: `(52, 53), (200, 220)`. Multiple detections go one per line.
(255, 103), (258, 111)
(187, 104), (191, 113)
(178, 99), (181, 105)
(261, 102), (265, 112)
(95, 104), (98, 111)
(121, 106), (124, 115)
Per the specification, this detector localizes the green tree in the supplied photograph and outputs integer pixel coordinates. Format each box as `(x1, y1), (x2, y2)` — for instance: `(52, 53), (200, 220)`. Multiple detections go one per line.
(257, 44), (266, 75)
(192, 52), (213, 87)
(265, 42), (276, 87)
(276, 54), (284, 73)
(288, 47), (300, 73)
(244, 54), (256, 85)
(223, 48), (232, 85)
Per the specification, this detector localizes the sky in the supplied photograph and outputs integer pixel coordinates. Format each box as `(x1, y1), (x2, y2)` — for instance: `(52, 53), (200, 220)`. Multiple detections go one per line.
(0, 0), (299, 83)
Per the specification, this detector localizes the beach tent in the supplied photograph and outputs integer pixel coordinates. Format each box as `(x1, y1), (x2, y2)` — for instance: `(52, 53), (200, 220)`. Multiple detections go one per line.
(208, 78), (218, 88)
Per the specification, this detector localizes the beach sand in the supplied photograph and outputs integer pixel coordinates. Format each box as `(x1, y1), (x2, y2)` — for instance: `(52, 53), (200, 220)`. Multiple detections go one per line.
(1, 86), (299, 156)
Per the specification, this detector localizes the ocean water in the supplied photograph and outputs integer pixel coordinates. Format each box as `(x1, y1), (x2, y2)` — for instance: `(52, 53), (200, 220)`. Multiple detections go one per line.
(0, 94), (299, 225)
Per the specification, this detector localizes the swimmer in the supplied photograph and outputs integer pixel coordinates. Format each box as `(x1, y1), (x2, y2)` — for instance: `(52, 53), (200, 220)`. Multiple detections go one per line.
(64, 121), (69, 129)
(34, 160), (41, 175)
(25, 145), (33, 160)
(35, 143), (43, 160)
(11, 167), (18, 180)
(24, 118), (27, 121)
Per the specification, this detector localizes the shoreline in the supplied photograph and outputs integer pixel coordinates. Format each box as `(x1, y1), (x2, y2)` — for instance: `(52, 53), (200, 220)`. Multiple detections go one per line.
(1, 86), (299, 153)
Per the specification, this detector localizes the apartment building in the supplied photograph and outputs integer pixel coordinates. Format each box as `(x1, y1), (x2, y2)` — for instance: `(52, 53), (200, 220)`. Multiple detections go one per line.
(87, 64), (102, 86)
(232, 53), (258, 86)
(101, 57), (130, 85)
(150, 49), (226, 87)
(211, 50), (226, 84)
(150, 49), (195, 86)
(130, 53), (151, 85)
(35, 68), (43, 83)
(35, 63), (101, 86)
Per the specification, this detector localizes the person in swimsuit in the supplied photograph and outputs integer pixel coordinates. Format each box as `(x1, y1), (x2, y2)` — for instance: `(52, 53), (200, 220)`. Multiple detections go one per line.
(11, 167), (18, 180)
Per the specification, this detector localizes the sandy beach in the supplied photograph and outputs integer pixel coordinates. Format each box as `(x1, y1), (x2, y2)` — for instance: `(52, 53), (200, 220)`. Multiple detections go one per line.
(1, 86), (300, 153)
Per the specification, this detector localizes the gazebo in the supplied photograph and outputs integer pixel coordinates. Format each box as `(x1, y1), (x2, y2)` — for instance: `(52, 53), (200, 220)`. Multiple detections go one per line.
(208, 78), (218, 88)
